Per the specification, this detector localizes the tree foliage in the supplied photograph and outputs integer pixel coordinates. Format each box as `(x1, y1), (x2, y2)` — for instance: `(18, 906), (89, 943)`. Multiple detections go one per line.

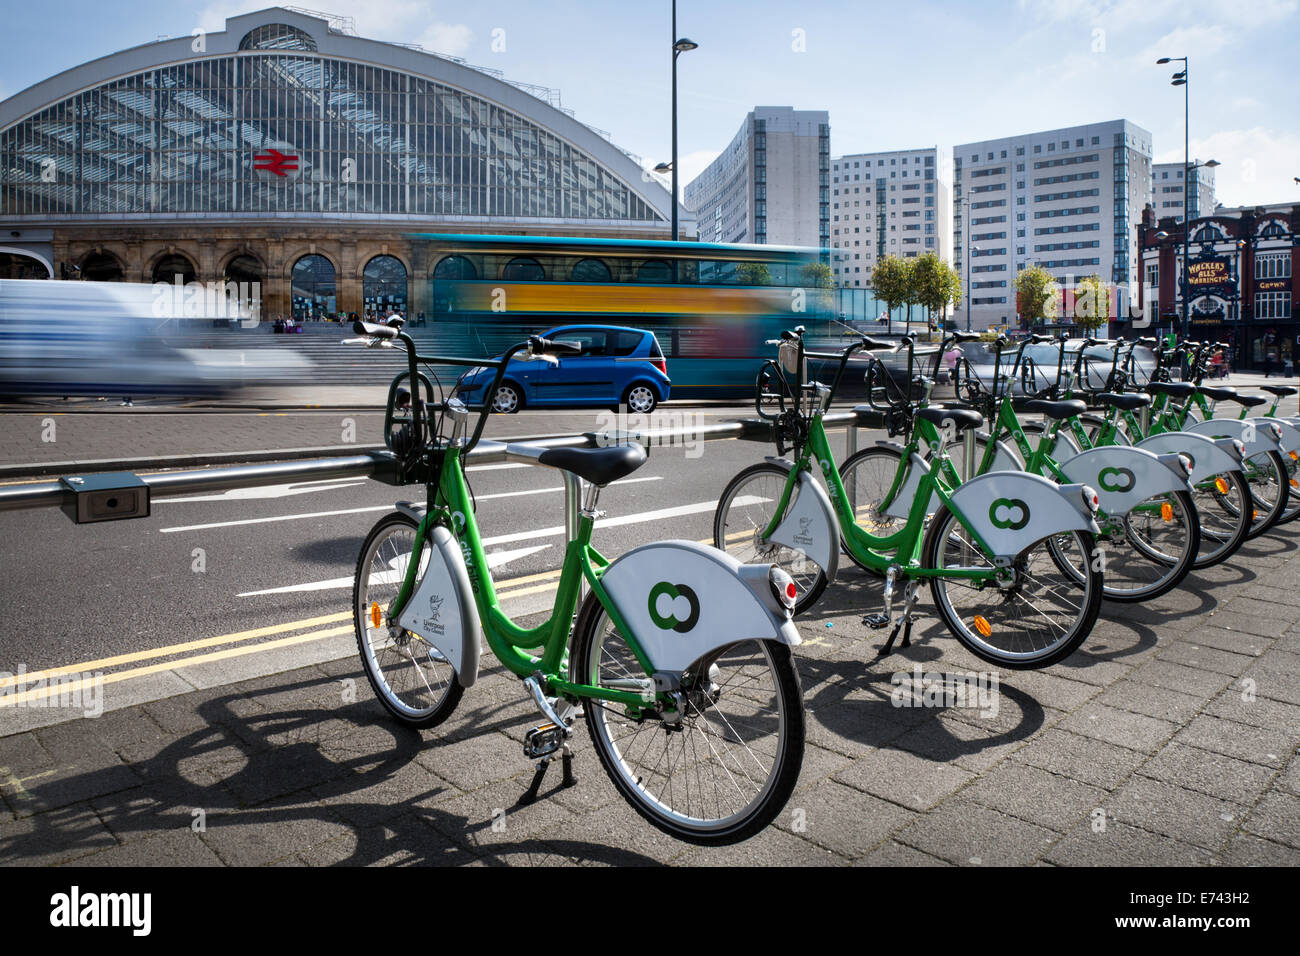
(1073, 274), (1111, 332)
(1014, 264), (1060, 326)
(737, 261), (772, 286)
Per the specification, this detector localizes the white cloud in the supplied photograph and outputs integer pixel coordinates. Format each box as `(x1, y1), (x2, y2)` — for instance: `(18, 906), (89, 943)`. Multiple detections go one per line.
(1164, 127), (1300, 208)
(417, 22), (473, 57)
(1136, 24), (1231, 64)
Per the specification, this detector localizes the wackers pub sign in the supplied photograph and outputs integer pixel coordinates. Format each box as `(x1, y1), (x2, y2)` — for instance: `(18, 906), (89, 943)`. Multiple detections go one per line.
(1187, 259), (1232, 287)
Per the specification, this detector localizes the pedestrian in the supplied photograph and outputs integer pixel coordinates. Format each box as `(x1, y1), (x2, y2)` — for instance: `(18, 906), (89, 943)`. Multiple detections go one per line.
(1265, 349), (1276, 378)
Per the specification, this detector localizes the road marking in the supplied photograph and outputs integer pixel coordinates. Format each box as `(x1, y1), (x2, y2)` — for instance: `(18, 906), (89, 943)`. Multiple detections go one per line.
(479, 495), (765, 548)
(1, 626), (353, 707)
(0, 611), (353, 691)
(159, 475), (663, 532)
(160, 478), (369, 503)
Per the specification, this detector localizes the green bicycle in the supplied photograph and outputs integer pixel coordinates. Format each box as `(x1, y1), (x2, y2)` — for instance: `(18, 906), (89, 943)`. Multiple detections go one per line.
(715, 327), (1105, 670)
(349, 319), (805, 845)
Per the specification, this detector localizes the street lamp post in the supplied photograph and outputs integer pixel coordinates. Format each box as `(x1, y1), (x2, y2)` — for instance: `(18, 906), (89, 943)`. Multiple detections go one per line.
(1157, 55), (1191, 340)
(665, 2), (697, 242)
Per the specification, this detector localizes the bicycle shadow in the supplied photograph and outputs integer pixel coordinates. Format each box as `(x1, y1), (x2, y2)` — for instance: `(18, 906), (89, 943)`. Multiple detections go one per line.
(0, 671), (661, 868)
(793, 574), (1049, 759)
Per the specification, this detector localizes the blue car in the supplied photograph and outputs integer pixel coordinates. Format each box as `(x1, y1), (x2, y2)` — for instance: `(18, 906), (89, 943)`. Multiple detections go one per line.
(455, 325), (671, 414)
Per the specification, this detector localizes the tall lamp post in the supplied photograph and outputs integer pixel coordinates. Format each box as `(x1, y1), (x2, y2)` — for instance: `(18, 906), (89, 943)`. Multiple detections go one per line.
(1156, 55), (1192, 339)
(655, 4), (697, 242)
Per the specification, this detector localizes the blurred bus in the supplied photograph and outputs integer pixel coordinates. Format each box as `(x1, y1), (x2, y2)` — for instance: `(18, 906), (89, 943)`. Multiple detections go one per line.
(417, 234), (837, 398)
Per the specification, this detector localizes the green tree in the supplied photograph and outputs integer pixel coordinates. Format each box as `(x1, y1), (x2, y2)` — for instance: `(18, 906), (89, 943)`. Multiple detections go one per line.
(912, 253), (962, 331)
(1014, 264), (1060, 328)
(871, 255), (913, 333)
(799, 261), (834, 289)
(1073, 274), (1111, 333)
(736, 261), (772, 286)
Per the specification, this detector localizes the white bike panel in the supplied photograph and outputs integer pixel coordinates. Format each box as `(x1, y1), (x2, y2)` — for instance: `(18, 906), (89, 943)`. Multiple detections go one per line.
(881, 436), (1022, 520)
(945, 471), (1098, 559)
(599, 541), (800, 673)
(1268, 418), (1300, 456)
(1185, 418), (1283, 457)
(395, 524), (481, 688)
(1136, 432), (1242, 482)
(768, 467), (839, 583)
(1059, 446), (1189, 517)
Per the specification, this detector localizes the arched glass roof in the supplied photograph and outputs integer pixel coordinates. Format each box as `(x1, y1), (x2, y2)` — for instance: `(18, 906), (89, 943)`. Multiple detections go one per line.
(0, 53), (663, 223)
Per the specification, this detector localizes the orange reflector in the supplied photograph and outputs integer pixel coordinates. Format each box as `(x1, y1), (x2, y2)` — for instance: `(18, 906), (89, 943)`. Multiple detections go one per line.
(370, 602), (382, 628)
(1161, 501), (1173, 521)
(1290, 451), (1298, 461)
(1215, 477), (1229, 495)
(973, 615), (992, 638)
(1253, 510), (1259, 520)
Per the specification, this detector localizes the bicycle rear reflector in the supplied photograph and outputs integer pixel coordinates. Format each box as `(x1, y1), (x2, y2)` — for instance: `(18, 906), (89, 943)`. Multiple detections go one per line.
(1161, 502), (1174, 522)
(973, 616), (992, 638)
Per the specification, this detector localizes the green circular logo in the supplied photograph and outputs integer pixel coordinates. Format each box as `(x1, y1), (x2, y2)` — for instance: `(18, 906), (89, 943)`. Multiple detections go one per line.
(648, 582), (700, 633)
(1097, 466), (1136, 493)
(989, 498), (1030, 530)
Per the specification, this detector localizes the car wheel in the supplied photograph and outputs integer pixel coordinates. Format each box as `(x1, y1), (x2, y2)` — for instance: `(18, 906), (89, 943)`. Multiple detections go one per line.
(491, 382), (523, 414)
(623, 383), (658, 415)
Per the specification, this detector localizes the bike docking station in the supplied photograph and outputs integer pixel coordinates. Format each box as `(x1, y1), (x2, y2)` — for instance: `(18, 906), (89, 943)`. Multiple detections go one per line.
(0, 398), (872, 816)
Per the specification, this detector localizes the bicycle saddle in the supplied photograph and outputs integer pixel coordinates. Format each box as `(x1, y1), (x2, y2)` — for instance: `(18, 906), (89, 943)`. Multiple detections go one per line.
(537, 443), (647, 486)
(1147, 382), (1196, 398)
(1094, 392), (1151, 411)
(917, 406), (983, 432)
(1018, 398), (1087, 421)
(1196, 386), (1238, 402)
(1225, 393), (1268, 408)
(1262, 385), (1299, 398)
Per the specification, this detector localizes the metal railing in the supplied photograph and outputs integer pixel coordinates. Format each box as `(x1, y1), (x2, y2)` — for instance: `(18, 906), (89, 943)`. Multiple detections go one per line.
(0, 411), (869, 525)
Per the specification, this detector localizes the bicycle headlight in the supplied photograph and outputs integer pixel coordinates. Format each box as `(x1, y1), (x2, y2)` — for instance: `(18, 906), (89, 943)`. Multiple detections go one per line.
(1232, 439), (1245, 458)
(1265, 422), (1282, 442)
(1177, 454), (1192, 478)
(1080, 484), (1100, 515)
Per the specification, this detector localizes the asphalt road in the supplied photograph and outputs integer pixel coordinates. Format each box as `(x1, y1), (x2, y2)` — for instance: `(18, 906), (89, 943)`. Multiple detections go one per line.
(0, 407), (860, 729)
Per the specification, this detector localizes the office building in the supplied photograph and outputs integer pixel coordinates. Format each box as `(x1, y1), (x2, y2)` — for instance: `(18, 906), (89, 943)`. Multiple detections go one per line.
(1153, 161), (1217, 220)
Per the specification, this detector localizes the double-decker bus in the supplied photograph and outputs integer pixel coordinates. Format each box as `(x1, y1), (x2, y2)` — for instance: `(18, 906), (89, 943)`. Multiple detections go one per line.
(413, 233), (837, 398)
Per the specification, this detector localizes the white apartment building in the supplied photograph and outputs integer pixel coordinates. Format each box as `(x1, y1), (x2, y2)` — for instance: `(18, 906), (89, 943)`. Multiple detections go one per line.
(683, 106), (830, 249)
(830, 147), (951, 288)
(1153, 161), (1217, 221)
(953, 119), (1153, 329)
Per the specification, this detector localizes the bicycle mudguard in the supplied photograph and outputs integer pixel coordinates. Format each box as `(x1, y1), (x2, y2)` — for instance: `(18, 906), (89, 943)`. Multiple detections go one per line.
(765, 465), (839, 584)
(1058, 446), (1190, 517)
(943, 471), (1099, 558)
(597, 540), (800, 673)
(1184, 417), (1284, 458)
(1135, 432), (1244, 482)
(1264, 418), (1300, 458)
(394, 524), (482, 688)
(1038, 428), (1084, 467)
(970, 430), (1025, 473)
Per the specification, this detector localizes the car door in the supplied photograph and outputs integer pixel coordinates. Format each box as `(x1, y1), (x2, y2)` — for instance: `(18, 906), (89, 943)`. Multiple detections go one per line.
(545, 328), (612, 404)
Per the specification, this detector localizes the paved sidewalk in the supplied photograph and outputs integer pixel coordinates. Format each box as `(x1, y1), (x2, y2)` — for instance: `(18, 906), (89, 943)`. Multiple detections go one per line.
(1, 529), (1297, 866)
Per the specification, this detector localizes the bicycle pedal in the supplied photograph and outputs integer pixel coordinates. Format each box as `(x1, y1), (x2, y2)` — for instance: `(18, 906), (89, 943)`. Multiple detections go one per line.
(862, 612), (891, 630)
(523, 723), (565, 760)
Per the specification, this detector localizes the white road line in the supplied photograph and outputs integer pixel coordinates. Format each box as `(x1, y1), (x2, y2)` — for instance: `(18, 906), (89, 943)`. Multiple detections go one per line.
(159, 476), (664, 532)
(233, 493), (763, 598)
(159, 478), (369, 503)
(237, 543), (552, 596)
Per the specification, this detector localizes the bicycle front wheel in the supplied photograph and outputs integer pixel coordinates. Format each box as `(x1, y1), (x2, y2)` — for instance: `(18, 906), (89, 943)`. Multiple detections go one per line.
(836, 445), (910, 573)
(352, 512), (464, 729)
(572, 593), (804, 845)
(714, 461), (828, 614)
(924, 506), (1102, 669)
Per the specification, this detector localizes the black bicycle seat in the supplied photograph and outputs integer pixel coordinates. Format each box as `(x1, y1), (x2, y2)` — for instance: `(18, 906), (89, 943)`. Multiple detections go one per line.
(1095, 392), (1151, 411)
(1196, 386), (1238, 402)
(1227, 394), (1268, 409)
(1148, 382), (1196, 399)
(1018, 399), (1087, 421)
(917, 406), (983, 432)
(538, 444), (647, 486)
(1262, 385), (1298, 398)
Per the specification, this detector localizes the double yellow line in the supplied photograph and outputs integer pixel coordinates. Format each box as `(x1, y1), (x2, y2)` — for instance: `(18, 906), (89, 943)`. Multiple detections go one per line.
(0, 530), (760, 707)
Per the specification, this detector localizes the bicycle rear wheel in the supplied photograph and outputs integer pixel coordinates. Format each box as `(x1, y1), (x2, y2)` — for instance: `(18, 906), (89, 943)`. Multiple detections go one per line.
(1243, 450), (1289, 539)
(352, 512), (464, 729)
(924, 505), (1102, 669)
(572, 593), (804, 845)
(1191, 471), (1251, 568)
(1075, 491), (1198, 602)
(714, 461), (828, 614)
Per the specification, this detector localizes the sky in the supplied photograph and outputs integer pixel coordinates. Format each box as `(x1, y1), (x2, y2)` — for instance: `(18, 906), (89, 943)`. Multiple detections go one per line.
(1, 0), (1297, 210)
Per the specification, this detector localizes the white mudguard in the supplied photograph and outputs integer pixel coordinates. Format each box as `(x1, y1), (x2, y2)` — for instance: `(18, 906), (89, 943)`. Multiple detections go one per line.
(883, 435), (1022, 520)
(1041, 427), (1084, 467)
(1266, 418), (1300, 458)
(944, 471), (1099, 560)
(1059, 446), (1190, 517)
(766, 461), (839, 584)
(1185, 418), (1284, 458)
(597, 540), (800, 673)
(1136, 432), (1243, 482)
(395, 524), (482, 688)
